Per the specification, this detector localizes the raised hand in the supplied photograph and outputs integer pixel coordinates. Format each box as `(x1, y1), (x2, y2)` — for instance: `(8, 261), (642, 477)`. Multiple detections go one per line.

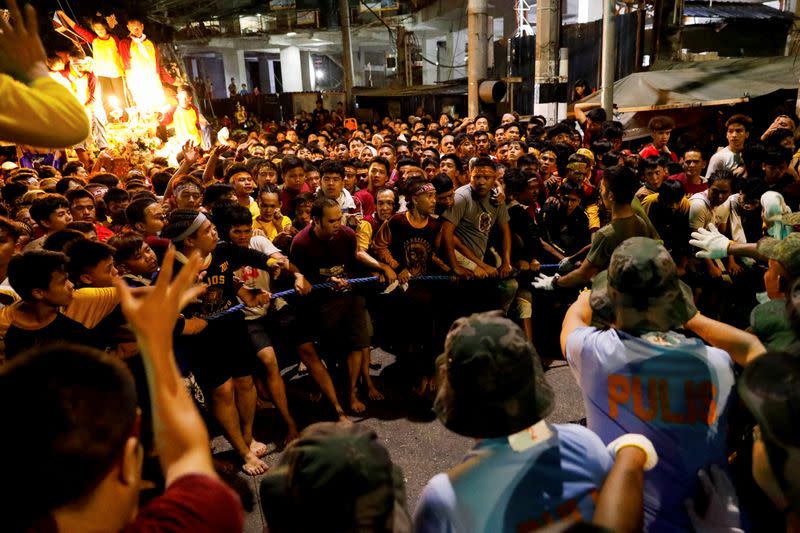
(0, 0), (48, 83)
(114, 246), (206, 344)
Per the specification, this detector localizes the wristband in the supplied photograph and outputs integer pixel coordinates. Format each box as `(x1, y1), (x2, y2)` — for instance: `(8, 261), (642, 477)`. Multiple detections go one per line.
(607, 433), (658, 471)
(267, 257), (279, 267)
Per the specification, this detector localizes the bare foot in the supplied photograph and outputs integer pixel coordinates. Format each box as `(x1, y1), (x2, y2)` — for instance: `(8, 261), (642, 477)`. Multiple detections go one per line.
(249, 440), (269, 458)
(241, 453), (269, 476)
(336, 410), (353, 424)
(349, 395), (366, 413)
(367, 384), (384, 401)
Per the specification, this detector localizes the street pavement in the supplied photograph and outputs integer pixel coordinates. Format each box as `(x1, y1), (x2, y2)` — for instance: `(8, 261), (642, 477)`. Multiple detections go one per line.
(207, 348), (586, 532)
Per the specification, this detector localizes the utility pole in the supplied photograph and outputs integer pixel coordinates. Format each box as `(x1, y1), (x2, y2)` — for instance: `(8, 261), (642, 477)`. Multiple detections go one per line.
(534, 0), (559, 123)
(600, 0), (615, 117)
(338, 0), (355, 112)
(467, 0), (488, 118)
(653, 0), (683, 63)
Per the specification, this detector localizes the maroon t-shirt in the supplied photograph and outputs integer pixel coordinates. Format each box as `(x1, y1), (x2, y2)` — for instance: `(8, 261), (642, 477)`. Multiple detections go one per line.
(671, 172), (708, 195)
(280, 183), (311, 218)
(125, 474), (243, 533)
(289, 224), (358, 284)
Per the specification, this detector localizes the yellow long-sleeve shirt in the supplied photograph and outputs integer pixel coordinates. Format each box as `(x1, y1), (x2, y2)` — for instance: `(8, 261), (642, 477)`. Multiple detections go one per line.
(0, 73), (90, 148)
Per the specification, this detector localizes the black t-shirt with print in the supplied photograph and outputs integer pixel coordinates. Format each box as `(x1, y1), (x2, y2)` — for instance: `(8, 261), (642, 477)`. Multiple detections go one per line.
(174, 241), (271, 318)
(383, 213), (443, 275)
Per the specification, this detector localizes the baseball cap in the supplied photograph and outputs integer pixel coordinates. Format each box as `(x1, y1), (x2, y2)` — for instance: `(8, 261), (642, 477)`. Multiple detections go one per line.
(433, 311), (554, 438)
(1, 161), (18, 171)
(260, 422), (409, 533)
(739, 351), (800, 513)
(757, 233), (800, 278)
(590, 237), (697, 332)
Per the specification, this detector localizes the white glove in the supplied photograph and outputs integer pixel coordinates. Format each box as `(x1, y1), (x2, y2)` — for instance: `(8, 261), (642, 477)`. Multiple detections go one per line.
(606, 433), (658, 471)
(684, 465), (744, 533)
(690, 224), (731, 260)
(532, 274), (556, 291)
(761, 191), (790, 223)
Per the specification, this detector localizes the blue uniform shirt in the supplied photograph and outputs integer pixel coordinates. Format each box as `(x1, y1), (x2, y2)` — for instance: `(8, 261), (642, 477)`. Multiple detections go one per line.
(413, 423), (613, 533)
(566, 327), (735, 532)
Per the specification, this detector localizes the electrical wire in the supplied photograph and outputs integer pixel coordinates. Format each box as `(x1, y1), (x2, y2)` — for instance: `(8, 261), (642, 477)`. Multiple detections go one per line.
(410, 33), (466, 69)
(58, 0), (79, 25)
(358, 0), (467, 70)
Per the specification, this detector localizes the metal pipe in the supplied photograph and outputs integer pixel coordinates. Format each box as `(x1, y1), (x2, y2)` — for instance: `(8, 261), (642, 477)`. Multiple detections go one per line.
(558, 46), (568, 121)
(601, 0), (616, 117)
(467, 0), (488, 117)
(338, 0), (355, 112)
(534, 0), (559, 123)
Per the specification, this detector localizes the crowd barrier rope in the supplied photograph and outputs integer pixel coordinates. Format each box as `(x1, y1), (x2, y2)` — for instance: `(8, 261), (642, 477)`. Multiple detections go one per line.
(201, 263), (561, 321)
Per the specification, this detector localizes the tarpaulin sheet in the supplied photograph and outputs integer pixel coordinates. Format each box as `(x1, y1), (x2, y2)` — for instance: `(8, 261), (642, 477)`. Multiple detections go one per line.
(576, 56), (800, 112)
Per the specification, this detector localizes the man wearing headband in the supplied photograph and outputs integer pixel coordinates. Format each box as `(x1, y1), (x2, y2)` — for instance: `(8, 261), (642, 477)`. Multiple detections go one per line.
(373, 178), (450, 393)
(172, 177), (203, 211)
(162, 209), (296, 475)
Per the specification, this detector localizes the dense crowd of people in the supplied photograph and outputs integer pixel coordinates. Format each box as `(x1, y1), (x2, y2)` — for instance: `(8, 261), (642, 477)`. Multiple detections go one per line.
(2, 1), (800, 532)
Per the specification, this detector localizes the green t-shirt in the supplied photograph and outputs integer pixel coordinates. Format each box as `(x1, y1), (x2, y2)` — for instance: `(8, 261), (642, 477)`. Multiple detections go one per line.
(586, 215), (660, 270)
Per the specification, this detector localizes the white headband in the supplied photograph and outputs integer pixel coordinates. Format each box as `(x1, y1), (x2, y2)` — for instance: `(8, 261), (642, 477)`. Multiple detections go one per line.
(172, 212), (208, 242)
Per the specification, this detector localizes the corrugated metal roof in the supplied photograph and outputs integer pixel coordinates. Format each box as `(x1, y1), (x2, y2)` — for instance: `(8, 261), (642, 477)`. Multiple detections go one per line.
(685, 2), (793, 20)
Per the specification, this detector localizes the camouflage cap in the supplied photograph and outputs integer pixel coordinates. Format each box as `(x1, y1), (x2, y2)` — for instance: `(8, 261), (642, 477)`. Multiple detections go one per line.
(738, 351), (800, 514)
(783, 211), (800, 227)
(758, 233), (800, 278)
(260, 422), (409, 532)
(433, 311), (554, 438)
(590, 237), (697, 331)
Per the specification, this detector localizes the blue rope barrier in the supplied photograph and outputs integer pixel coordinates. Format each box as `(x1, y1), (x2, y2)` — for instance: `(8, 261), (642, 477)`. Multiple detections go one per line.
(201, 264), (561, 321)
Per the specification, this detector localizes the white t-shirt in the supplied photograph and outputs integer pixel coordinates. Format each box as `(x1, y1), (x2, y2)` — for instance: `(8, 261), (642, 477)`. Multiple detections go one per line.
(705, 146), (744, 179)
(235, 235), (280, 319)
(0, 277), (18, 309)
(688, 191), (729, 231)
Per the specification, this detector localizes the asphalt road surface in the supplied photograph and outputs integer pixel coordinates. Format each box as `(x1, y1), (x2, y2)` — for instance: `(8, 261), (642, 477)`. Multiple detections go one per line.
(206, 348), (586, 532)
